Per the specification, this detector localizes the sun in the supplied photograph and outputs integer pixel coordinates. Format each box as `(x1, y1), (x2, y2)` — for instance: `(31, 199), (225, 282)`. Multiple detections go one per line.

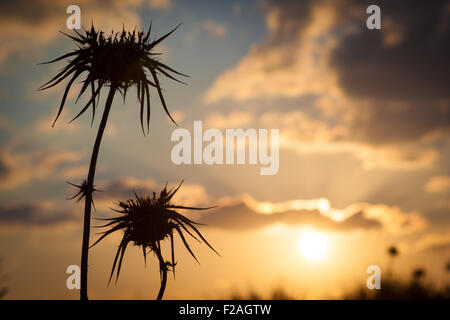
(298, 230), (329, 261)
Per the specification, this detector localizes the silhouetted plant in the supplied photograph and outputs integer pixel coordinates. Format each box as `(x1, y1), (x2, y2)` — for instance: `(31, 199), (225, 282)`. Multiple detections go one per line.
(229, 287), (294, 300)
(0, 257), (8, 299)
(387, 245), (399, 277)
(39, 23), (187, 300)
(388, 245), (398, 257)
(412, 268), (426, 282)
(91, 181), (219, 300)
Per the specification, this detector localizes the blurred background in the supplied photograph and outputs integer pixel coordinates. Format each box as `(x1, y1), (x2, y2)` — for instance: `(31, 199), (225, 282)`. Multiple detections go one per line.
(0, 0), (449, 299)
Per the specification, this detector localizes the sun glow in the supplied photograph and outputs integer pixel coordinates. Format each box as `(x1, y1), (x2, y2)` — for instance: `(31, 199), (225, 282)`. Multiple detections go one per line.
(298, 230), (329, 261)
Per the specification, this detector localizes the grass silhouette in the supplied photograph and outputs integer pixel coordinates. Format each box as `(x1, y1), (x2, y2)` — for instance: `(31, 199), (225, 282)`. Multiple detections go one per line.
(228, 265), (450, 300)
(229, 287), (295, 300)
(39, 23), (187, 300)
(344, 267), (450, 300)
(91, 182), (219, 300)
(227, 248), (449, 300)
(0, 257), (7, 299)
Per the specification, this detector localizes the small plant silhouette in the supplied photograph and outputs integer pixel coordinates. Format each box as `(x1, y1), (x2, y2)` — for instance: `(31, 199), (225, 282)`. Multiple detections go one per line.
(0, 257), (7, 299)
(39, 23), (187, 300)
(388, 246), (398, 257)
(412, 268), (426, 282)
(91, 181), (219, 300)
(387, 245), (399, 278)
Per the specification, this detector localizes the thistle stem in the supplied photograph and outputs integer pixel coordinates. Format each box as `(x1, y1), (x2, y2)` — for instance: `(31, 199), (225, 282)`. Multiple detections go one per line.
(80, 84), (117, 300)
(156, 247), (168, 300)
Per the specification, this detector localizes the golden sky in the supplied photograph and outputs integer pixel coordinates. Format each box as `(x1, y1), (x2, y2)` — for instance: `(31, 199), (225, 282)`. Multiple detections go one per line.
(0, 0), (449, 299)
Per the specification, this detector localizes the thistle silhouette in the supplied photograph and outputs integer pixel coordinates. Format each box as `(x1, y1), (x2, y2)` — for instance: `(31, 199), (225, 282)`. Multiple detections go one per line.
(387, 245), (399, 278)
(91, 181), (219, 300)
(0, 257), (7, 299)
(39, 23), (187, 300)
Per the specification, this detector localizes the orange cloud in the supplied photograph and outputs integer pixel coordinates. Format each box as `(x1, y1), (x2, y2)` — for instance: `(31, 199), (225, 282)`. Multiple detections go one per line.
(425, 175), (450, 193)
(409, 232), (450, 253)
(204, 109), (440, 170)
(205, 111), (252, 128)
(0, 148), (83, 189)
(168, 187), (428, 234)
(203, 3), (338, 104)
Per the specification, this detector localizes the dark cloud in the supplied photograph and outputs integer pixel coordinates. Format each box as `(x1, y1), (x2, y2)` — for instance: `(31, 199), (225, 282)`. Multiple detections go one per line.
(0, 149), (82, 189)
(424, 242), (450, 252)
(96, 177), (157, 200)
(0, 202), (77, 226)
(0, 0), (61, 24)
(332, 0), (450, 101)
(206, 0), (450, 156)
(199, 202), (381, 231)
(0, 0), (141, 64)
(348, 101), (449, 145)
(0, 155), (11, 181)
(331, 0), (450, 144)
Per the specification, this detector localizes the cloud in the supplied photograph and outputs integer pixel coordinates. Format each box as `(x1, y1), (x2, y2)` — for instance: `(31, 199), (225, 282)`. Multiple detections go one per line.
(331, 1), (450, 101)
(329, 1), (450, 149)
(0, 148), (83, 189)
(85, 176), (424, 235)
(199, 199), (425, 234)
(205, 0), (450, 104)
(413, 233), (450, 253)
(35, 112), (80, 134)
(205, 111), (252, 128)
(61, 165), (89, 180)
(232, 4), (242, 16)
(148, 0), (173, 10)
(0, 201), (77, 227)
(202, 0), (450, 170)
(0, 171), (428, 235)
(198, 193), (426, 234)
(424, 175), (450, 193)
(204, 109), (440, 170)
(201, 21), (228, 38)
(169, 110), (185, 124)
(0, 115), (14, 133)
(203, 1), (337, 103)
(0, 0), (142, 64)
(97, 176), (157, 199)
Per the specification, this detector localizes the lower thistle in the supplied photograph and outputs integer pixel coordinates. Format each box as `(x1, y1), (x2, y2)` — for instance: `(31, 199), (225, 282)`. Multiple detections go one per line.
(91, 181), (219, 299)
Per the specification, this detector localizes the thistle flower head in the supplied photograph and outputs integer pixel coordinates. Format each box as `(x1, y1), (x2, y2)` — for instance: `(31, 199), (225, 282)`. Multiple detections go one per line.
(388, 245), (399, 257)
(412, 268), (425, 281)
(91, 181), (219, 285)
(39, 23), (187, 133)
(66, 180), (100, 210)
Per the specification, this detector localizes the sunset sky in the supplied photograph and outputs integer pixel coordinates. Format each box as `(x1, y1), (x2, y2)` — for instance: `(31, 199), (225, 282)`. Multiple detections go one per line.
(0, 0), (449, 299)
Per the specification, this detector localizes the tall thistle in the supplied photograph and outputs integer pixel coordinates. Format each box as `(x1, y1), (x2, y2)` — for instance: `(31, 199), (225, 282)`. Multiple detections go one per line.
(92, 181), (219, 300)
(39, 24), (187, 300)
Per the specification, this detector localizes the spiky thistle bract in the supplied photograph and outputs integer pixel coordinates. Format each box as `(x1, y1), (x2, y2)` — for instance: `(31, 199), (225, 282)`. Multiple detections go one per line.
(66, 180), (101, 210)
(91, 181), (219, 299)
(39, 23), (188, 133)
